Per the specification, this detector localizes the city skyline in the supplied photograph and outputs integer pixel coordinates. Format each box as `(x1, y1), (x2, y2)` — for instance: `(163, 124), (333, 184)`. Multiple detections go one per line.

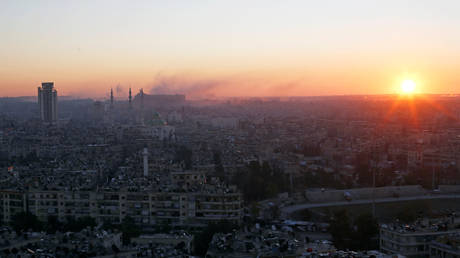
(1, 0), (460, 98)
(3, 2), (460, 256)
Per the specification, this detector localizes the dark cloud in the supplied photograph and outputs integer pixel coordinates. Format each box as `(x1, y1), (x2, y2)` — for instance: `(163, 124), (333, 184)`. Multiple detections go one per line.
(148, 73), (227, 99)
(144, 72), (309, 99)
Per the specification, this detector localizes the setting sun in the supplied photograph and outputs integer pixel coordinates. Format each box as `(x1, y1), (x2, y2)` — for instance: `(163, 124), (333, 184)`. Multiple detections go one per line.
(401, 79), (416, 94)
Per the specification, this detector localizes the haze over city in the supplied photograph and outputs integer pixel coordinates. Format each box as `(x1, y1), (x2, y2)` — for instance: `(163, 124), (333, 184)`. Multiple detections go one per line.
(1, 0), (460, 98)
(4, 1), (460, 258)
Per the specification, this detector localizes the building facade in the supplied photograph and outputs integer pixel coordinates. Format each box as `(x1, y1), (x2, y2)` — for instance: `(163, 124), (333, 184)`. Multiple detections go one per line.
(0, 188), (242, 227)
(380, 225), (460, 257)
(429, 234), (460, 257)
(38, 82), (58, 124)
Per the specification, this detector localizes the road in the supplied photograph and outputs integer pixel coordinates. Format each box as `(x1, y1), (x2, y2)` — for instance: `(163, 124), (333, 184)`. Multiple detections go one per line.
(282, 194), (460, 214)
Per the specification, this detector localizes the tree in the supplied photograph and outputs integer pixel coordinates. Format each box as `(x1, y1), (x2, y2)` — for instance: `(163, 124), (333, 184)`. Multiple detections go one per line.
(329, 210), (352, 249)
(232, 161), (289, 202)
(330, 210), (379, 250)
(120, 216), (141, 245)
(46, 215), (62, 233)
(157, 219), (172, 233)
(355, 152), (373, 187)
(249, 203), (260, 218)
(112, 244), (120, 253)
(213, 150), (225, 180)
(62, 216), (96, 232)
(174, 145), (193, 169)
(194, 221), (237, 256)
(268, 204), (281, 220)
(397, 207), (416, 223)
(10, 212), (43, 234)
(352, 213), (379, 250)
(175, 241), (186, 250)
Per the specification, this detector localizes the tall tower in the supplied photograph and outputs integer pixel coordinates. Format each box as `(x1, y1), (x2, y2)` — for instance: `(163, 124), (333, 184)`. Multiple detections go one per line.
(129, 87), (132, 109)
(140, 88), (144, 110)
(38, 82), (58, 124)
(110, 88), (114, 110)
(143, 147), (149, 177)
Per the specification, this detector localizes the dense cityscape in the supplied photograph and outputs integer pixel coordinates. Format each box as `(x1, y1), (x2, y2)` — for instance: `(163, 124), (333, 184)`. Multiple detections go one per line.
(0, 82), (460, 257)
(3, 1), (460, 257)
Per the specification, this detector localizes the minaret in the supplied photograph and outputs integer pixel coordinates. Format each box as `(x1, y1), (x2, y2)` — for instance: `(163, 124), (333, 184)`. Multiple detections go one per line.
(139, 88), (145, 125)
(110, 88), (114, 110)
(129, 87), (132, 110)
(143, 147), (149, 177)
(140, 88), (144, 110)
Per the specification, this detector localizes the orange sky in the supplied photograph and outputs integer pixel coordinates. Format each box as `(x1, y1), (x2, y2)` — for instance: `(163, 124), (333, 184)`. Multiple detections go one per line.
(1, 1), (460, 98)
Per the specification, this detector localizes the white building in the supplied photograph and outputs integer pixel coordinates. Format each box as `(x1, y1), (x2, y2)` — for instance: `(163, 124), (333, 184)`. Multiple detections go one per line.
(380, 221), (460, 258)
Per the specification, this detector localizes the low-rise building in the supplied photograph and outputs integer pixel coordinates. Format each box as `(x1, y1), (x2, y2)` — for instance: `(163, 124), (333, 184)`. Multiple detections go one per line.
(380, 218), (460, 257)
(429, 234), (460, 257)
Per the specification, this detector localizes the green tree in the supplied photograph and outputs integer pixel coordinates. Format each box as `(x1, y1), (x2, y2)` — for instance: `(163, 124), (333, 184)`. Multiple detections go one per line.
(63, 216), (96, 232)
(268, 204), (281, 219)
(194, 221), (237, 256)
(10, 212), (43, 234)
(232, 161), (289, 202)
(352, 213), (379, 250)
(213, 150), (225, 180)
(396, 207), (416, 223)
(46, 215), (62, 233)
(329, 210), (352, 249)
(330, 211), (379, 250)
(174, 145), (193, 169)
(120, 216), (141, 245)
(249, 203), (260, 218)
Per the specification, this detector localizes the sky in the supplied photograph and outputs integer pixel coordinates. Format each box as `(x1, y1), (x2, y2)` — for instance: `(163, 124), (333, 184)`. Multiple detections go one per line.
(1, 0), (460, 98)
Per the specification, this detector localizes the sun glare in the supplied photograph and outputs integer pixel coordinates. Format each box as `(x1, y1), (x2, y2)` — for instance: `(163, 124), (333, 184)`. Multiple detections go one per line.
(401, 79), (416, 94)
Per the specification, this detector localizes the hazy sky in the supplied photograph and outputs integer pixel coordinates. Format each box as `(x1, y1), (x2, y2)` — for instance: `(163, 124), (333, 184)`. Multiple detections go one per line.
(1, 0), (460, 98)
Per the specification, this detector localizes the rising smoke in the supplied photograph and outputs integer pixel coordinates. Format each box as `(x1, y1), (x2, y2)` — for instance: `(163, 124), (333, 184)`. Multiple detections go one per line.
(148, 73), (227, 99)
(147, 73), (306, 99)
(115, 83), (125, 96)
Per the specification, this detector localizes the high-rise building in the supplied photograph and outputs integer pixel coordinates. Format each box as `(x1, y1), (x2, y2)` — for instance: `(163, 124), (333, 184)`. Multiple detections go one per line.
(129, 87), (132, 109)
(143, 147), (149, 177)
(37, 82), (58, 124)
(139, 88), (144, 109)
(110, 88), (114, 110)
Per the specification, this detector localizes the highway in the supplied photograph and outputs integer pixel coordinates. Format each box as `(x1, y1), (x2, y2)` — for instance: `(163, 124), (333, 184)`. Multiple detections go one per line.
(282, 194), (460, 214)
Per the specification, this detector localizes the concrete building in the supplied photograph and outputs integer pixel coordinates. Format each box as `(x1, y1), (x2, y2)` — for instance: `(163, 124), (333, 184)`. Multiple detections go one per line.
(110, 88), (114, 110)
(170, 170), (206, 188)
(143, 147), (149, 177)
(37, 82), (58, 124)
(0, 187), (243, 227)
(129, 87), (132, 110)
(429, 234), (460, 257)
(380, 219), (460, 257)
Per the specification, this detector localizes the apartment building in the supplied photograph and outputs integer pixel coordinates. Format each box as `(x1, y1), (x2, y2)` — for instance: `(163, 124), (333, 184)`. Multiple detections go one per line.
(0, 187), (243, 227)
(380, 220), (460, 257)
(429, 234), (460, 257)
